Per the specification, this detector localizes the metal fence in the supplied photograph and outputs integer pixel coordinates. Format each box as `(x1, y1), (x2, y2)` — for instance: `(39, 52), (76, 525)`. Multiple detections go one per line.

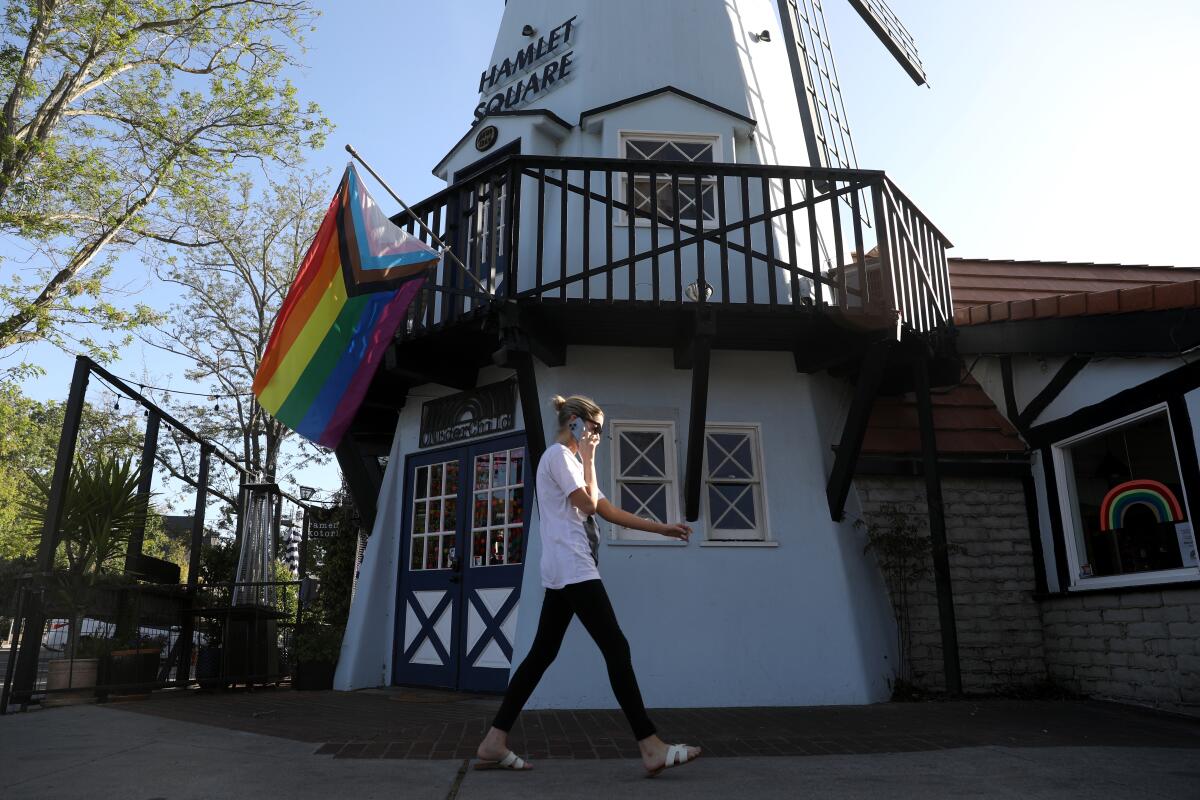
(1, 574), (300, 709)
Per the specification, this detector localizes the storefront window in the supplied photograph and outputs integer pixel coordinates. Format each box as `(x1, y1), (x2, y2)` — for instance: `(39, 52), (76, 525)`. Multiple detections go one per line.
(1056, 406), (1196, 586)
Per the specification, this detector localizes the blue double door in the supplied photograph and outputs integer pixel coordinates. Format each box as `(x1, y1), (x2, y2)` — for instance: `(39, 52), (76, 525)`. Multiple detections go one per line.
(394, 433), (529, 692)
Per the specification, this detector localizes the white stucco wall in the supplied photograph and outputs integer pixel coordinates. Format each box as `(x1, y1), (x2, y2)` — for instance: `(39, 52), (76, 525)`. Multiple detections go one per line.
(509, 346), (896, 708)
(339, 345), (899, 706)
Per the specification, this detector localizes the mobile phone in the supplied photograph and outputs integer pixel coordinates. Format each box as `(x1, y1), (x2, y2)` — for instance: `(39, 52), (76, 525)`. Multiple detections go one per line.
(569, 417), (586, 443)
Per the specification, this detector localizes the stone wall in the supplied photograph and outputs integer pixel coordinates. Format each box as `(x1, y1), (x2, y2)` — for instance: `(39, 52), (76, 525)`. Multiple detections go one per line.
(857, 474), (1200, 714)
(855, 475), (1047, 693)
(1041, 588), (1200, 712)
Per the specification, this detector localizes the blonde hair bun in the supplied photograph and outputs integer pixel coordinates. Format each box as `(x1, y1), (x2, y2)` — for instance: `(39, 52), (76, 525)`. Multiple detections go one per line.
(551, 395), (567, 412)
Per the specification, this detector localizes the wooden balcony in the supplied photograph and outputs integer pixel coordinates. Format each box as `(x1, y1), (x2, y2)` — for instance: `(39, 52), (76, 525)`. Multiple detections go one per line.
(384, 155), (952, 378)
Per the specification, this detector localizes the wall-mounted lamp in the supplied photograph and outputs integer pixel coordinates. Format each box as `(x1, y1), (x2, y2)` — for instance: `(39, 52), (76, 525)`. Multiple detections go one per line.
(751, 30), (772, 43)
(521, 24), (537, 37)
(685, 280), (714, 302)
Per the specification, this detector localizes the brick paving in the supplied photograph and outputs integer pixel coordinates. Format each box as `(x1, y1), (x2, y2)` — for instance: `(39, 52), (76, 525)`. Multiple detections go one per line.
(99, 684), (1200, 761)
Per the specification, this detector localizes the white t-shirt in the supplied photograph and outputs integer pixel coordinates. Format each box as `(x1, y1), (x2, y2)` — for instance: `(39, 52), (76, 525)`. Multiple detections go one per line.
(536, 441), (606, 589)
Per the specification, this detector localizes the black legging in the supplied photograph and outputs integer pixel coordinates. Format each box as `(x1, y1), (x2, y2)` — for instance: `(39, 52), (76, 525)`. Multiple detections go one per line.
(492, 578), (657, 741)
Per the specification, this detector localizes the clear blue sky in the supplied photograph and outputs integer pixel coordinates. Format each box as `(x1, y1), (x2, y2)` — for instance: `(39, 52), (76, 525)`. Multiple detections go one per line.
(10, 0), (1200, 501)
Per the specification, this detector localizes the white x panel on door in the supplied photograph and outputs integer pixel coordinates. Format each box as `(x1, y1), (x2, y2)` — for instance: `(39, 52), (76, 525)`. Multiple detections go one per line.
(466, 587), (516, 669)
(406, 590), (451, 666)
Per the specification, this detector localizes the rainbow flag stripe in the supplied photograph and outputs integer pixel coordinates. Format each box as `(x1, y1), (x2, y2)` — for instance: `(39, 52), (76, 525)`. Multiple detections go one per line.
(253, 165), (439, 448)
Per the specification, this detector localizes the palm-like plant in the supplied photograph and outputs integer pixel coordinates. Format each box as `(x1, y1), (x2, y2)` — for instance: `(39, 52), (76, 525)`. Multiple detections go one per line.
(20, 455), (151, 661)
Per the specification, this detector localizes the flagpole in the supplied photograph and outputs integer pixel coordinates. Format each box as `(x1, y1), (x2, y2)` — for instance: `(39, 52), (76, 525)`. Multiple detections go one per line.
(344, 144), (492, 297)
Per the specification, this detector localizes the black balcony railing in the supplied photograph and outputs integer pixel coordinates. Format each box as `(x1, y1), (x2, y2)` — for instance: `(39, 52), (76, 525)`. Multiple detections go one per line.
(392, 155), (952, 338)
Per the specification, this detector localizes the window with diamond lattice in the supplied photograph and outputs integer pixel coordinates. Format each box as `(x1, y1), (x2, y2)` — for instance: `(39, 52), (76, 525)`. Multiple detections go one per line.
(704, 426), (768, 541)
(610, 421), (681, 541)
(620, 133), (720, 227)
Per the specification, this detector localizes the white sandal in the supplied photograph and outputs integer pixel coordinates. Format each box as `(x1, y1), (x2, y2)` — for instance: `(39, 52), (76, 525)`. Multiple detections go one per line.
(645, 743), (700, 777)
(474, 750), (532, 770)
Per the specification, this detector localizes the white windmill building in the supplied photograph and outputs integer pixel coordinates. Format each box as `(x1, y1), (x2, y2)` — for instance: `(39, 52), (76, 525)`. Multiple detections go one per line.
(334, 0), (958, 708)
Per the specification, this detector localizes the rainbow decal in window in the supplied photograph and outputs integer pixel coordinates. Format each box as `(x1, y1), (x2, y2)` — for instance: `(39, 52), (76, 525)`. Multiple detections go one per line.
(1099, 479), (1185, 531)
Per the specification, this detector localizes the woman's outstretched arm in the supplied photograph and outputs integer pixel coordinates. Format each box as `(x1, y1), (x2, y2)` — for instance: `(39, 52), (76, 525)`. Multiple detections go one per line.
(595, 498), (692, 541)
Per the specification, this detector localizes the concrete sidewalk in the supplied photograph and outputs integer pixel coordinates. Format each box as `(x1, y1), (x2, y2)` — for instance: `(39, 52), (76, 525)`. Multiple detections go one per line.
(2, 702), (1200, 799)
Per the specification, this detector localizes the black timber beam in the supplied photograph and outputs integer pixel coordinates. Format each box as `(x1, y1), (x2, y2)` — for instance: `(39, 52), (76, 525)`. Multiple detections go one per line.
(495, 301), (566, 368)
(826, 338), (893, 521)
(382, 341), (478, 390)
(491, 304), (552, 474)
(915, 347), (963, 696)
(956, 308), (1200, 356)
(336, 435), (385, 531)
(1015, 355), (1090, 431)
(673, 309), (716, 370)
(683, 308), (715, 521)
(509, 350), (548, 479)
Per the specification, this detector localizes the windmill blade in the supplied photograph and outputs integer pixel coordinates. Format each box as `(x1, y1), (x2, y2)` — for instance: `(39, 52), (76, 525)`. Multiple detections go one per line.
(845, 0), (927, 86)
(776, 0), (861, 177)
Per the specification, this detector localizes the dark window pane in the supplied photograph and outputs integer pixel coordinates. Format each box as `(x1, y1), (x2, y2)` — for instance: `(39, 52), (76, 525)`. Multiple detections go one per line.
(622, 483), (668, 522)
(620, 431), (666, 478)
(707, 433), (754, 479)
(411, 537), (424, 570)
(709, 484), (756, 530)
(674, 141), (713, 162)
(475, 456), (490, 491)
(506, 525), (524, 564)
(414, 466), (428, 499)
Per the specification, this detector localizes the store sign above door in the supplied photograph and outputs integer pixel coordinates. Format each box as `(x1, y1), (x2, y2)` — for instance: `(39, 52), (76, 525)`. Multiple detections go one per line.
(474, 16), (578, 122)
(420, 379), (517, 448)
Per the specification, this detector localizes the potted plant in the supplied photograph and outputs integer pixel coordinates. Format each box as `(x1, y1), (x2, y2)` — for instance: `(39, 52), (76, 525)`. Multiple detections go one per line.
(20, 454), (150, 705)
(293, 621), (343, 690)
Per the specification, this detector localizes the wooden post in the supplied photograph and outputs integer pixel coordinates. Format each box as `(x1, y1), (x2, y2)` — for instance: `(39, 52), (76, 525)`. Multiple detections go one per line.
(914, 346), (962, 695)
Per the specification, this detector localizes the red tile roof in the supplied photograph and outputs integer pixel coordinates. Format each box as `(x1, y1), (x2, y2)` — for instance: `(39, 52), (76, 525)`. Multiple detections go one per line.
(948, 258), (1200, 310)
(863, 258), (1197, 458)
(862, 373), (1024, 457)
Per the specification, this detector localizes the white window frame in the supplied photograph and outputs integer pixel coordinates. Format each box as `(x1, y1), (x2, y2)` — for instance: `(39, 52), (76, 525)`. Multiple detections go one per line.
(617, 130), (722, 229)
(702, 423), (772, 543)
(1050, 402), (1197, 591)
(607, 420), (683, 543)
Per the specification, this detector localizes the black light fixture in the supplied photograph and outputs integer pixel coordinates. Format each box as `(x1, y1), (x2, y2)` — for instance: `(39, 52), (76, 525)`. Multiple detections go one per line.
(753, 29), (771, 42)
(299, 486), (317, 501)
(521, 24), (537, 37)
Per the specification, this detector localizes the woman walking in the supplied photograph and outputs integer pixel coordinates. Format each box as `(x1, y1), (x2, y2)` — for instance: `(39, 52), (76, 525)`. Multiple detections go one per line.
(475, 394), (702, 777)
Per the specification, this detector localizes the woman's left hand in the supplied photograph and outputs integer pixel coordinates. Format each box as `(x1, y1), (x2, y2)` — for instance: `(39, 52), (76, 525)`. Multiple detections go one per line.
(658, 522), (692, 541)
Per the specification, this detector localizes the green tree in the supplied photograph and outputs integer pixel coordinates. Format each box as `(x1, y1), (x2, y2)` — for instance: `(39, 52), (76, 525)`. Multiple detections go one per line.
(0, 383), (142, 561)
(0, 0), (329, 373)
(147, 168), (331, 495)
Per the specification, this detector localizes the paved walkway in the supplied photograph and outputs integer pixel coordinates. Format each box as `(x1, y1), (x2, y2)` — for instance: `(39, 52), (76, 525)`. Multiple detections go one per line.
(2, 687), (1199, 798)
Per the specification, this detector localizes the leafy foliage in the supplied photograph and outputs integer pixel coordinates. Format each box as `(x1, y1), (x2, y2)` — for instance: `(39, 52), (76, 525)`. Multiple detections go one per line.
(18, 451), (149, 576)
(0, 0), (330, 373)
(296, 494), (358, 664)
(147, 168), (332, 493)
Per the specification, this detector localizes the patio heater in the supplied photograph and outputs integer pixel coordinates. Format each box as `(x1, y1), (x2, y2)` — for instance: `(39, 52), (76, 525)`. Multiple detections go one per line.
(223, 482), (284, 685)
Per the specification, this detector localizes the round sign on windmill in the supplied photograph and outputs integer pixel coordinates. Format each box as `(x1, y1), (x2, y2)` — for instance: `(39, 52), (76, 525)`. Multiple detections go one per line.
(475, 125), (499, 152)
